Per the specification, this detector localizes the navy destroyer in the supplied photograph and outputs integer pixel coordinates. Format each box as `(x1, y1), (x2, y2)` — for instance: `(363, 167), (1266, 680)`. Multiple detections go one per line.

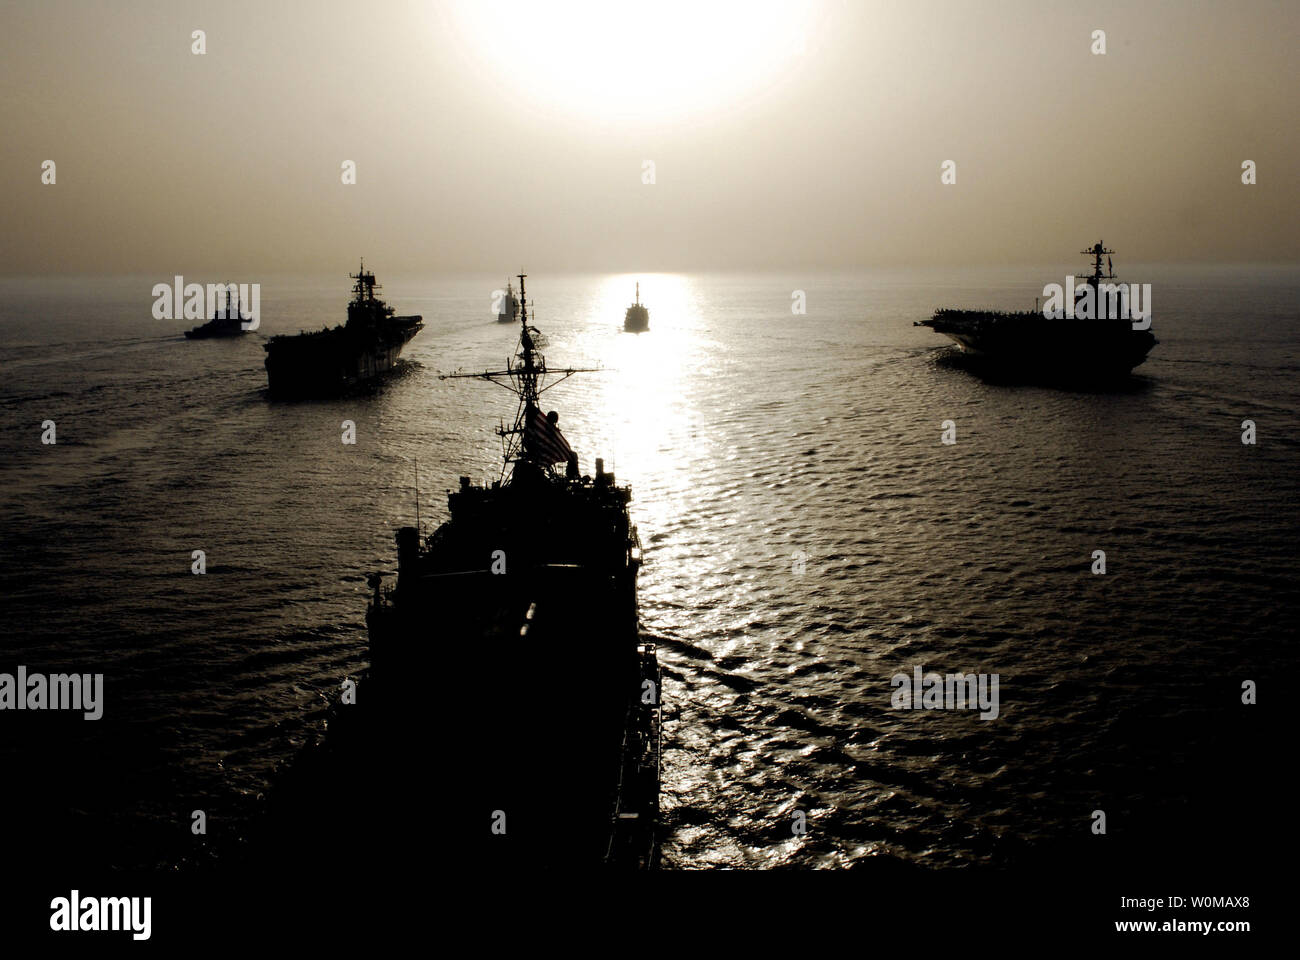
(366, 274), (660, 868)
(624, 282), (649, 332)
(917, 242), (1157, 380)
(263, 262), (422, 397)
(497, 280), (520, 323)
(184, 289), (248, 339)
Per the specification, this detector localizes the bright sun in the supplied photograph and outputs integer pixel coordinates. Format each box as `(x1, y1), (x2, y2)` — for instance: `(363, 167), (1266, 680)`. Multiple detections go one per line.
(445, 0), (816, 122)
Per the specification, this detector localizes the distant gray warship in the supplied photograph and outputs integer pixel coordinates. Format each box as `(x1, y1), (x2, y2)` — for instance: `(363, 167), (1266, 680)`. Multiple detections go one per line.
(263, 262), (422, 397)
(497, 280), (520, 323)
(184, 289), (248, 339)
(917, 242), (1157, 380)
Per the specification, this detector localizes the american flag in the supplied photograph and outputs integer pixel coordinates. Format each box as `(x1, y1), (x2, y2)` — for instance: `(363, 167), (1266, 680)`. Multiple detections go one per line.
(525, 406), (574, 465)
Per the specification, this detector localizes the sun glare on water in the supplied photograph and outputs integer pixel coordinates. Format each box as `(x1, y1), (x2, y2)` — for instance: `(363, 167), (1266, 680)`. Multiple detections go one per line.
(445, 0), (816, 122)
(585, 274), (704, 535)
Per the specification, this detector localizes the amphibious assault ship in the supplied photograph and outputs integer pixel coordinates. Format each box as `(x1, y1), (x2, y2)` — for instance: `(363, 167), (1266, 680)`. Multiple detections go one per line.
(917, 242), (1157, 380)
(184, 289), (248, 339)
(367, 274), (659, 869)
(263, 262), (422, 397)
(624, 282), (649, 332)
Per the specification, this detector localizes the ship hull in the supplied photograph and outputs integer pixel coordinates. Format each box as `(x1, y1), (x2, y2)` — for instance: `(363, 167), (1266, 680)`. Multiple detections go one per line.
(366, 468), (657, 869)
(184, 322), (246, 339)
(264, 317), (422, 397)
(367, 561), (656, 868)
(624, 305), (649, 333)
(241, 558), (659, 876)
(921, 311), (1157, 382)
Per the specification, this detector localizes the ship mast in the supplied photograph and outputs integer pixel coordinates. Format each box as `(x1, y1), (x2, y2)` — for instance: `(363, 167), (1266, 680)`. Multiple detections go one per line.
(1080, 240), (1117, 288)
(440, 272), (598, 483)
(516, 273), (540, 411)
(351, 258), (380, 301)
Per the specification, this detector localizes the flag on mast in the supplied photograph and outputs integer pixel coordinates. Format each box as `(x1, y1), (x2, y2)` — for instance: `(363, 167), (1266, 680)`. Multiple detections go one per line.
(525, 406), (574, 464)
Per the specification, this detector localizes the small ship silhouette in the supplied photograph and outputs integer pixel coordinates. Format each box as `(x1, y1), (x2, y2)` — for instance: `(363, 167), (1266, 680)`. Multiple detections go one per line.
(497, 280), (520, 323)
(184, 289), (248, 339)
(623, 282), (649, 332)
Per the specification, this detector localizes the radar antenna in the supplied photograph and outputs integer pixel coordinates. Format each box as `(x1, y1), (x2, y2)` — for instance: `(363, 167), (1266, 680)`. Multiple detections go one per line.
(1080, 241), (1117, 284)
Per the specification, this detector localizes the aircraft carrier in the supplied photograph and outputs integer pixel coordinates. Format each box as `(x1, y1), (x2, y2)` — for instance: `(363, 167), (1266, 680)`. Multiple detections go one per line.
(917, 242), (1157, 381)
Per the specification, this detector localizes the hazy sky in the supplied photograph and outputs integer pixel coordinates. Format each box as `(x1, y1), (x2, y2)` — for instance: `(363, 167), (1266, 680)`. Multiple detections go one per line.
(3, 0), (1297, 275)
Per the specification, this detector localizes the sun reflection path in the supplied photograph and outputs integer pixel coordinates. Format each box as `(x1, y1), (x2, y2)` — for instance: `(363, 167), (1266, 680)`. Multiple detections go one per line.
(568, 274), (716, 537)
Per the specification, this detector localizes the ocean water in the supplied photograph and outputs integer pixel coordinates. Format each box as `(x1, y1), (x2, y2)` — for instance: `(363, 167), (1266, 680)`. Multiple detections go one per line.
(1, 266), (1296, 871)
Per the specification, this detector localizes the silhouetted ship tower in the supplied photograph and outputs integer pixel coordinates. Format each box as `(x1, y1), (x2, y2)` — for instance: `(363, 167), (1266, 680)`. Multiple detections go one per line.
(263, 261), (423, 397)
(367, 274), (660, 868)
(624, 282), (649, 332)
(184, 289), (247, 339)
(916, 241), (1157, 379)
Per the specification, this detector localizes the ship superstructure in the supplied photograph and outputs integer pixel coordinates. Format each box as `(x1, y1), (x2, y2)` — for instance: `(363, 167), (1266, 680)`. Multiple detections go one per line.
(366, 274), (659, 868)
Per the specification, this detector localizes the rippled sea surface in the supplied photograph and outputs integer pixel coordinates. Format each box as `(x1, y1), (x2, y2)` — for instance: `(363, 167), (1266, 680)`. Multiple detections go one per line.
(1, 266), (1296, 871)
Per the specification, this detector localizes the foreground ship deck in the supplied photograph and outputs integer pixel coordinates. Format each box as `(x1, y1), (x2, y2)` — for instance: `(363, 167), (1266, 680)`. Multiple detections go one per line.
(367, 273), (660, 868)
